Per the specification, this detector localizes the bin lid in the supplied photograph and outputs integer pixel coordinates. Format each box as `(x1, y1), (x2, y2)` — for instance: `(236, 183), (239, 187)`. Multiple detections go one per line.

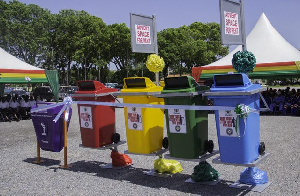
(75, 80), (118, 95)
(204, 73), (262, 96)
(212, 73), (251, 88)
(121, 77), (162, 94)
(161, 76), (209, 95)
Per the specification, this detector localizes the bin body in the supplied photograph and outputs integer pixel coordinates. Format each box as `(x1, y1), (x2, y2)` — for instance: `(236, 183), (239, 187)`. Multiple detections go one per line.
(75, 81), (118, 148)
(121, 77), (164, 154)
(207, 74), (261, 164)
(31, 104), (72, 152)
(162, 76), (209, 159)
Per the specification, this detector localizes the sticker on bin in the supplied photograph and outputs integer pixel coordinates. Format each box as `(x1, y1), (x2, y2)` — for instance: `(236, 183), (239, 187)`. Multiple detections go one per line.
(127, 107), (143, 130)
(219, 110), (238, 137)
(80, 106), (93, 129)
(168, 109), (187, 134)
(41, 122), (47, 136)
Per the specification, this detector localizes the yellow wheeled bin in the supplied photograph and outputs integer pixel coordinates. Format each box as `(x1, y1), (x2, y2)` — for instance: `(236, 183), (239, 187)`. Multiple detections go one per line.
(120, 77), (164, 154)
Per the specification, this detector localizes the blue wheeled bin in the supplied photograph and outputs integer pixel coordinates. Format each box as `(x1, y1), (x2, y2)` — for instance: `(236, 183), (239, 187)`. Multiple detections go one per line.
(205, 73), (264, 164)
(31, 104), (72, 152)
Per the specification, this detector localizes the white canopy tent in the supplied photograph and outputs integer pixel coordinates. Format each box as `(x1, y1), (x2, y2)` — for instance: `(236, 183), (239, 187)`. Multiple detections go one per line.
(192, 13), (300, 81)
(0, 47), (59, 100)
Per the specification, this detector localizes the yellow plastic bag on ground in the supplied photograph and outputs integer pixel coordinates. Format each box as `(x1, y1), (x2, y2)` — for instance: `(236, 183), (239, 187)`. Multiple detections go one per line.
(154, 158), (183, 174)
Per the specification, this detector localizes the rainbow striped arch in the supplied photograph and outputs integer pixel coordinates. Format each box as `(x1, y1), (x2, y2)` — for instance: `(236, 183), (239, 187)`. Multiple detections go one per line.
(0, 69), (47, 83)
(192, 61), (300, 82)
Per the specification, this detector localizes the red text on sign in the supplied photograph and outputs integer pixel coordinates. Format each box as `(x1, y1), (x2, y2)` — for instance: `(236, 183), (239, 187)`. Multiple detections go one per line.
(135, 24), (151, 44)
(169, 114), (183, 125)
(224, 11), (239, 35)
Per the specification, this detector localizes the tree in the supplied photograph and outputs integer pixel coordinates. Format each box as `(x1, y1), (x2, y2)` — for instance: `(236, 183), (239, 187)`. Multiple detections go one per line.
(0, 1), (228, 84)
(158, 22), (228, 77)
(107, 23), (133, 70)
(0, 0), (52, 67)
(158, 28), (181, 77)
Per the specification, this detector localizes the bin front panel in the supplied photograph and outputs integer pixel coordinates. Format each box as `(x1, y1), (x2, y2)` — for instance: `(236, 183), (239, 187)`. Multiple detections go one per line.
(123, 95), (164, 154)
(164, 95), (208, 159)
(32, 105), (72, 152)
(121, 77), (164, 154)
(75, 82), (117, 148)
(213, 93), (260, 164)
(78, 103), (115, 148)
(124, 105), (164, 154)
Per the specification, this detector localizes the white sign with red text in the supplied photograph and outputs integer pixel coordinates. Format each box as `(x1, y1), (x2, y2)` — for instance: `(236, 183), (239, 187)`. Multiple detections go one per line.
(168, 109), (186, 134)
(80, 106), (93, 129)
(224, 11), (239, 35)
(135, 24), (151, 44)
(219, 110), (238, 137)
(127, 107), (143, 130)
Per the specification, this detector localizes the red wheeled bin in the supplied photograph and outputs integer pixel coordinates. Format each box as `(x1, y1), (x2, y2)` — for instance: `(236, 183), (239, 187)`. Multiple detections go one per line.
(75, 81), (118, 148)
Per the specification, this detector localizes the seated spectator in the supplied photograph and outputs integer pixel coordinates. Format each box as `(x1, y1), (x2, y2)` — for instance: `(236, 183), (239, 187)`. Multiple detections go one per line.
(294, 91), (300, 115)
(269, 90), (284, 114)
(282, 91), (296, 115)
(0, 97), (11, 122)
(284, 87), (290, 96)
(9, 97), (20, 121)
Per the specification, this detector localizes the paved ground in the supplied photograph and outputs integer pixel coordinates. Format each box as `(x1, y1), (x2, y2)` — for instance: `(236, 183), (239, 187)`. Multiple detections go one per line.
(0, 104), (299, 195)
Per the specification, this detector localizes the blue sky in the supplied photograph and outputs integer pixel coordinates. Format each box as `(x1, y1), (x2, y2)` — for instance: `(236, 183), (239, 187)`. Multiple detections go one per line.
(8, 0), (300, 49)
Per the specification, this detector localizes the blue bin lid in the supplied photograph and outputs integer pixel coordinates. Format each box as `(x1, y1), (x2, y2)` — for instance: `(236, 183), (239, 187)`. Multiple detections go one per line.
(213, 73), (251, 87)
(210, 73), (261, 93)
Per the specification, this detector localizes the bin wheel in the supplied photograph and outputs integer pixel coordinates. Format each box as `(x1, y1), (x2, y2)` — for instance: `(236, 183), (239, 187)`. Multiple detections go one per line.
(206, 140), (214, 154)
(112, 133), (120, 144)
(162, 137), (169, 149)
(259, 142), (265, 155)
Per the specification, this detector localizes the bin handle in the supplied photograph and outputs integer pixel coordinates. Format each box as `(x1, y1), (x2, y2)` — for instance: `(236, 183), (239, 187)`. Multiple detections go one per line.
(111, 92), (161, 97)
(110, 93), (121, 103)
(70, 92), (113, 98)
(203, 89), (263, 96)
(259, 92), (270, 111)
(53, 96), (72, 123)
(154, 91), (208, 98)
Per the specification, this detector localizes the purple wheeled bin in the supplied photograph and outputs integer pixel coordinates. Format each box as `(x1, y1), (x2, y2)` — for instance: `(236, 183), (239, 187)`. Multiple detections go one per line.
(31, 104), (72, 152)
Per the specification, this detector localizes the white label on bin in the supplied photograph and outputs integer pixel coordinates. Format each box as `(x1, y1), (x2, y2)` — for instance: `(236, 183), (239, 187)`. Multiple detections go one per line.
(127, 107), (143, 131)
(80, 106), (93, 129)
(41, 122), (47, 136)
(168, 109), (187, 134)
(219, 110), (238, 137)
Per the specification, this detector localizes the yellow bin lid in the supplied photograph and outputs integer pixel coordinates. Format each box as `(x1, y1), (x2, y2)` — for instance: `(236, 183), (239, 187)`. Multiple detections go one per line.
(121, 77), (162, 93)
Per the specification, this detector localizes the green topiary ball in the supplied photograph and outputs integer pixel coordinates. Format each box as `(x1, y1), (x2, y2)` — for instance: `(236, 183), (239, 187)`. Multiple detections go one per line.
(232, 51), (256, 73)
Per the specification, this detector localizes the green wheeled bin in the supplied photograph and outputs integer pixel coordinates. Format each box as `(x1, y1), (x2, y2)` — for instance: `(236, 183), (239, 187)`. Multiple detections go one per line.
(161, 76), (214, 159)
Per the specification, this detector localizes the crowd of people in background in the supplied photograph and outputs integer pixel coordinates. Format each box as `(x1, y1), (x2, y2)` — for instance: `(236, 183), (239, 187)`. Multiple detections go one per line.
(260, 87), (300, 115)
(206, 86), (300, 116)
(0, 94), (37, 122)
(1, 86), (299, 123)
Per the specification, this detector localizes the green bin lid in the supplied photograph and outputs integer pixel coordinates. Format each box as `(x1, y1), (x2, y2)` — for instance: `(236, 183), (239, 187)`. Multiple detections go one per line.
(164, 76), (200, 90)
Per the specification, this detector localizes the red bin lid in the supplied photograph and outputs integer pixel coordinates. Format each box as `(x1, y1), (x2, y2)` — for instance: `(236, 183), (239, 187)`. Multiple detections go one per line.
(76, 80), (118, 94)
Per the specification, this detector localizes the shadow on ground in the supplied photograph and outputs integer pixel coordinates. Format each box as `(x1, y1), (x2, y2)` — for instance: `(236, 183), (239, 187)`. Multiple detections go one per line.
(24, 157), (61, 167)
(24, 158), (251, 195)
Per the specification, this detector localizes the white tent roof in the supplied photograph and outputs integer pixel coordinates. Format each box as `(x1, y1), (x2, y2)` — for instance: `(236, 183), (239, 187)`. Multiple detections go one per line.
(0, 47), (43, 70)
(207, 13), (300, 66)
